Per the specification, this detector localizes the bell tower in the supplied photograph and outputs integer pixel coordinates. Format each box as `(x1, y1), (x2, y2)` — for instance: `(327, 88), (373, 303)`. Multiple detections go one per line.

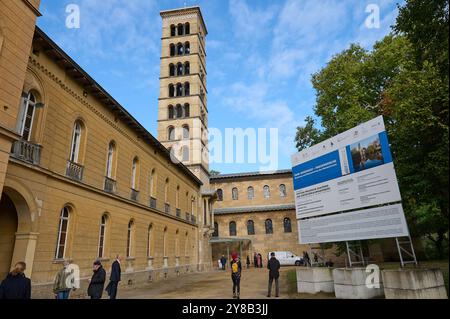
(158, 7), (210, 188)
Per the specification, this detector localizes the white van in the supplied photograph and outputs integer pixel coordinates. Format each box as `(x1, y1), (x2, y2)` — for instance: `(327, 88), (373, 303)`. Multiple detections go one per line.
(268, 251), (304, 266)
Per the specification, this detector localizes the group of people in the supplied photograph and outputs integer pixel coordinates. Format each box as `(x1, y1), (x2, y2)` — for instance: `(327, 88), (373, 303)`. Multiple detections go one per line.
(227, 251), (281, 299)
(0, 255), (123, 300)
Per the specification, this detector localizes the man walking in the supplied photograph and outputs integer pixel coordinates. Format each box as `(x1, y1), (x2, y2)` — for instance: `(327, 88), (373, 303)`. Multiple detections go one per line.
(230, 252), (242, 299)
(87, 260), (106, 299)
(0, 262), (31, 299)
(53, 260), (73, 299)
(220, 255), (227, 270)
(267, 252), (280, 298)
(106, 255), (122, 299)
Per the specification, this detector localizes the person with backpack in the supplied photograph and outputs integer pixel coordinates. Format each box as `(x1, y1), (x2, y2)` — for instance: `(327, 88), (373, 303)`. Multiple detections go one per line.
(230, 252), (242, 299)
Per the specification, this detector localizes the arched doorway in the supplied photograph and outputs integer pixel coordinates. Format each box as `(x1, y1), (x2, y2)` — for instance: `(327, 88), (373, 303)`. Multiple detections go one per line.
(0, 193), (18, 279)
(0, 182), (38, 278)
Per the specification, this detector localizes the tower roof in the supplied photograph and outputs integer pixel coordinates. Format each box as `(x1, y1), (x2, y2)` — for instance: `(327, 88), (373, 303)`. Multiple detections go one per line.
(160, 6), (208, 35)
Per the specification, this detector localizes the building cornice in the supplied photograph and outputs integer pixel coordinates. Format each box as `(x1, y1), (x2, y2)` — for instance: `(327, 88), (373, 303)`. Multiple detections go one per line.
(160, 6), (208, 35)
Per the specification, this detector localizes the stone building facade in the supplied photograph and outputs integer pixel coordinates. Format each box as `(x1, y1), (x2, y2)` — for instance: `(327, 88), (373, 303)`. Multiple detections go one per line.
(0, 3), (214, 298)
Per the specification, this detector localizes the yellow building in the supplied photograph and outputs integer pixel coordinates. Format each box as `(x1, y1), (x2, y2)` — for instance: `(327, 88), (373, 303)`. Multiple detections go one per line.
(0, 3), (214, 298)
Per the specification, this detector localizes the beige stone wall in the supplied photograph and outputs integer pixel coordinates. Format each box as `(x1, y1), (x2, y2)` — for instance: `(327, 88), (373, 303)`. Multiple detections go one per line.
(212, 173), (294, 208)
(0, 0), (41, 194)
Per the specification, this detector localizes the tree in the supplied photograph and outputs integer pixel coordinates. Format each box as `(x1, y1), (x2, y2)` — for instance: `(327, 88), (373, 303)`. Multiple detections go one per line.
(294, 0), (449, 257)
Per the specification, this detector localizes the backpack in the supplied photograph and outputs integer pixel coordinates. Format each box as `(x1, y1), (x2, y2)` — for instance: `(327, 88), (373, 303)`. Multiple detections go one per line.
(231, 261), (239, 273)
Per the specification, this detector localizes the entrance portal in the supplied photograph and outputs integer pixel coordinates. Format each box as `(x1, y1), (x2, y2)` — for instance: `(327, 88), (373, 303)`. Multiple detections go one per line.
(0, 193), (18, 279)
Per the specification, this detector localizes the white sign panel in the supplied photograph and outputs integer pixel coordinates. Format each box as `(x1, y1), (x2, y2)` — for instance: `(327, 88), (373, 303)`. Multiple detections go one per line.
(298, 204), (409, 244)
(291, 116), (402, 219)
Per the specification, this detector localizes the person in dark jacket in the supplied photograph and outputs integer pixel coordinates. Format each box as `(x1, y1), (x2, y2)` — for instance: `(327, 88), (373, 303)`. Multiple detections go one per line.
(253, 253), (258, 268)
(230, 252), (242, 299)
(0, 262), (31, 299)
(87, 260), (106, 299)
(246, 255), (251, 269)
(267, 252), (281, 297)
(106, 255), (122, 299)
(220, 255), (227, 270)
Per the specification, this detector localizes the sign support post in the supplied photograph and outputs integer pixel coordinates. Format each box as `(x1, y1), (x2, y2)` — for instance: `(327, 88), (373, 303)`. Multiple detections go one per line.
(395, 236), (418, 267)
(346, 241), (365, 267)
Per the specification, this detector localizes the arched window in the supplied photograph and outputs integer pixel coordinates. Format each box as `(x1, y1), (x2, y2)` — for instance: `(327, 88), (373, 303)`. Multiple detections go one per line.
(98, 214), (107, 258)
(184, 82), (190, 96)
(283, 217), (292, 233)
(147, 224), (153, 257)
(177, 43), (184, 55)
(182, 125), (190, 139)
(265, 219), (273, 234)
(169, 64), (175, 76)
(177, 62), (183, 76)
(232, 187), (238, 200)
(55, 206), (70, 259)
(168, 127), (175, 141)
(184, 22), (190, 35)
(184, 62), (190, 75)
(168, 105), (174, 119)
(170, 24), (176, 37)
(169, 84), (175, 97)
(263, 185), (270, 198)
(182, 146), (189, 162)
(213, 222), (219, 237)
(184, 103), (190, 117)
(105, 141), (115, 179)
(176, 83), (183, 96)
(177, 23), (184, 36)
(247, 220), (255, 235)
(19, 92), (36, 141)
(184, 42), (190, 54)
(176, 185), (180, 208)
(126, 220), (134, 257)
(69, 121), (82, 163)
(131, 157), (139, 190)
(247, 186), (254, 200)
(150, 169), (156, 198)
(164, 178), (170, 203)
(279, 184), (287, 197)
(176, 104), (183, 118)
(229, 221), (237, 236)
(170, 44), (175, 56)
(217, 189), (223, 201)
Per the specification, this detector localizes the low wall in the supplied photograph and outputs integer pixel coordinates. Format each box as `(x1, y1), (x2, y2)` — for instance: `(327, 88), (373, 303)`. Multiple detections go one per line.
(296, 267), (334, 294)
(333, 267), (384, 299)
(382, 268), (448, 299)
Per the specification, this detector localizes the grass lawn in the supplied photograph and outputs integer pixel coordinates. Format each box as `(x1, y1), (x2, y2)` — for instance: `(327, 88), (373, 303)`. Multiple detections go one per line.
(286, 260), (449, 298)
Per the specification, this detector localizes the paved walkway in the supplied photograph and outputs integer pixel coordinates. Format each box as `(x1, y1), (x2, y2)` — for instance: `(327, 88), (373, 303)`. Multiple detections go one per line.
(119, 267), (295, 299)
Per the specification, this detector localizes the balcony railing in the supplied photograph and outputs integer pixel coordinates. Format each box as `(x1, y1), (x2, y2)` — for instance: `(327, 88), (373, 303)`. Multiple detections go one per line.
(104, 177), (116, 193)
(131, 189), (139, 201)
(191, 214), (196, 224)
(11, 140), (41, 165)
(176, 208), (181, 218)
(66, 161), (83, 181)
(185, 212), (190, 221)
(164, 203), (170, 214)
(150, 197), (157, 209)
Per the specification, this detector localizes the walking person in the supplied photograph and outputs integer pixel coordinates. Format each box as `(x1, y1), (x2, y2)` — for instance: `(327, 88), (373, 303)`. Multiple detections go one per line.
(0, 262), (31, 299)
(218, 259), (222, 270)
(87, 260), (106, 299)
(106, 255), (122, 299)
(53, 260), (73, 299)
(230, 252), (242, 299)
(267, 252), (281, 298)
(256, 253), (261, 268)
(220, 255), (227, 270)
(253, 253), (258, 268)
(303, 251), (311, 267)
(246, 255), (250, 269)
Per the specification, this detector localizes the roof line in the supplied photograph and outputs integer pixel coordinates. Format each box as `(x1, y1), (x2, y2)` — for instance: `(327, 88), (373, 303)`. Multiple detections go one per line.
(33, 26), (202, 186)
(210, 169), (292, 181)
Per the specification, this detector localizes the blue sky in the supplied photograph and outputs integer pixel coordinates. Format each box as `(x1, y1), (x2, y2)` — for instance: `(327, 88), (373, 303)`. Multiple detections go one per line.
(37, 0), (404, 174)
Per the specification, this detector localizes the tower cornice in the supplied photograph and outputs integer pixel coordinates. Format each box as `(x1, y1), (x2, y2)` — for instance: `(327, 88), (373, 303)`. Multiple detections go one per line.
(160, 6), (208, 35)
